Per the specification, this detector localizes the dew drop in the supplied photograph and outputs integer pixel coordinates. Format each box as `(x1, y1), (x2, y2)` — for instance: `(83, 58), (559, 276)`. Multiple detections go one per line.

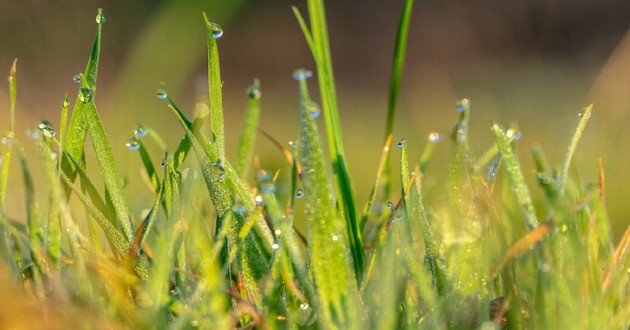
(428, 132), (443, 143)
(308, 101), (321, 119)
(232, 200), (248, 215)
(386, 201), (394, 209)
(208, 22), (223, 39)
(288, 140), (297, 149)
(38, 120), (56, 138)
(95, 11), (106, 25)
(456, 98), (469, 112)
(73, 74), (81, 84)
(133, 124), (148, 137)
(247, 82), (261, 100)
(272, 243), (280, 250)
(299, 303), (309, 310)
(332, 234), (339, 241)
(292, 69), (313, 81)
(1, 134), (15, 146)
(63, 97), (69, 109)
(257, 169), (270, 181)
(396, 139), (406, 147)
(156, 87), (168, 100)
(274, 229), (282, 236)
(79, 87), (93, 103)
(255, 195), (265, 206)
(26, 128), (40, 139)
(260, 182), (275, 193)
(295, 188), (304, 199)
(213, 162), (226, 180)
(126, 137), (140, 150)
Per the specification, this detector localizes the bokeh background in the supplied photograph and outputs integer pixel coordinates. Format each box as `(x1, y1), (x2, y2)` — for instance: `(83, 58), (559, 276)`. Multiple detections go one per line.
(1, 0), (629, 237)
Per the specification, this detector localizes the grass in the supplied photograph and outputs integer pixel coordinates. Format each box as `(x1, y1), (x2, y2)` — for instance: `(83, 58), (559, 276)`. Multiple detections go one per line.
(0, 2), (629, 329)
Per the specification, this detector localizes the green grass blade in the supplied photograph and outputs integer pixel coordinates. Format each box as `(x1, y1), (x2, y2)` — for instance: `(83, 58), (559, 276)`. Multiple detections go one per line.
(384, 0), (414, 141)
(38, 139), (62, 265)
(491, 123), (539, 229)
(57, 94), (69, 176)
(359, 134), (392, 232)
(202, 13), (226, 161)
(296, 74), (362, 329)
(0, 59), (17, 210)
(136, 139), (161, 193)
(61, 9), (104, 185)
(559, 104), (592, 196)
(298, 0), (365, 287)
(82, 87), (134, 243)
(235, 80), (261, 177)
(448, 98), (472, 207)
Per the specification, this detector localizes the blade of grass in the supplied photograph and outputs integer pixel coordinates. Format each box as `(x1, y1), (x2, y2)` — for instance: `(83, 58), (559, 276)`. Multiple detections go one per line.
(235, 80), (261, 177)
(296, 73), (363, 329)
(295, 0), (365, 287)
(202, 13), (226, 161)
(0, 59), (17, 211)
(61, 9), (104, 188)
(359, 134), (392, 232)
(491, 122), (539, 229)
(558, 104), (592, 196)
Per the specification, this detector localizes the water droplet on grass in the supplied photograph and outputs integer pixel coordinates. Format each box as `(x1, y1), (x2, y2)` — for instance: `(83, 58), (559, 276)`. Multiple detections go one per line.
(295, 188), (304, 198)
(95, 11), (106, 24)
(232, 200), (247, 215)
(288, 140), (297, 148)
(1, 134), (15, 146)
(255, 195), (265, 206)
(156, 87), (168, 100)
(272, 243), (279, 250)
(396, 139), (405, 147)
(332, 234), (339, 241)
(208, 22), (223, 38)
(79, 87), (93, 103)
(38, 120), (55, 138)
(428, 132), (443, 143)
(293, 69), (313, 81)
(73, 74), (81, 84)
(133, 124), (148, 137)
(26, 128), (40, 139)
(299, 303), (309, 310)
(456, 98), (469, 112)
(126, 137), (140, 150)
(308, 101), (321, 119)
(247, 83), (261, 100)
(274, 229), (282, 236)
(213, 162), (226, 180)
(386, 201), (394, 209)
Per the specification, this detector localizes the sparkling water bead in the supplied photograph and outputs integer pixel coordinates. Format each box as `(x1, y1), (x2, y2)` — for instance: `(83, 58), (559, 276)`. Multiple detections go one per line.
(95, 11), (106, 24)
(247, 82), (261, 100)
(156, 87), (168, 100)
(133, 124), (148, 137)
(295, 188), (304, 199)
(126, 137), (140, 150)
(456, 98), (470, 112)
(26, 128), (40, 139)
(212, 162), (226, 180)
(292, 69), (313, 81)
(396, 139), (406, 147)
(73, 74), (81, 84)
(209, 22), (223, 39)
(308, 101), (321, 119)
(428, 132), (443, 143)
(38, 120), (56, 138)
(79, 87), (93, 103)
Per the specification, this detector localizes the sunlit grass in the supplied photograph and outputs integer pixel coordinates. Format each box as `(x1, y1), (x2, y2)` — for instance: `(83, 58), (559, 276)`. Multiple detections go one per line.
(0, 2), (628, 329)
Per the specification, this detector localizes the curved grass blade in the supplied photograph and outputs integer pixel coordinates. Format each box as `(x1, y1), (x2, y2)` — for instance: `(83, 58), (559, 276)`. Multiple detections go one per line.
(491, 123), (539, 229)
(136, 140), (160, 193)
(235, 80), (261, 177)
(359, 134), (392, 233)
(81, 78), (134, 243)
(202, 12), (226, 161)
(296, 75), (363, 329)
(0, 59), (17, 210)
(294, 2), (365, 284)
(448, 98), (472, 207)
(559, 104), (592, 196)
(61, 9), (104, 186)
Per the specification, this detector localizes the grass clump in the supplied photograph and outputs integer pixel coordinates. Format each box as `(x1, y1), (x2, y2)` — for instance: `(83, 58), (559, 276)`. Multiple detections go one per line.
(0, 2), (628, 329)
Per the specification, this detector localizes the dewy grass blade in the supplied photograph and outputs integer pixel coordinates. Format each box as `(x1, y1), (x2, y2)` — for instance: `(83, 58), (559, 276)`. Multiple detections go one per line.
(491, 123), (539, 229)
(137, 140), (160, 193)
(0, 59), (17, 210)
(559, 104), (592, 196)
(61, 9), (104, 185)
(81, 79), (134, 243)
(299, 0), (365, 286)
(202, 13), (226, 161)
(235, 79), (262, 177)
(296, 73), (363, 329)
(448, 98), (472, 206)
(359, 134), (392, 231)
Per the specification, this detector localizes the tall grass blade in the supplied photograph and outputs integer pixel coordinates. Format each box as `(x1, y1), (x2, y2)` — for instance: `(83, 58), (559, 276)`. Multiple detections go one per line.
(559, 104), (592, 196)
(202, 13), (226, 161)
(61, 9), (104, 185)
(0, 59), (17, 211)
(296, 74), (363, 329)
(491, 123), (539, 229)
(235, 80), (261, 177)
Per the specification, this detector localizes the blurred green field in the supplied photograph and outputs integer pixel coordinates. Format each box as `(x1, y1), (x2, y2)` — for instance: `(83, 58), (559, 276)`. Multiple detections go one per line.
(1, 0), (629, 239)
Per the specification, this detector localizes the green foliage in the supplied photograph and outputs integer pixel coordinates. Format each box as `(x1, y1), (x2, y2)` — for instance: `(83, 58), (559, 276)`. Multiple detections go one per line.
(0, 5), (628, 330)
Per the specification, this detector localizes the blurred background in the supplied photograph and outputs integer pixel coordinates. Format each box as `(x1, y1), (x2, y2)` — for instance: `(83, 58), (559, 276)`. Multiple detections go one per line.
(1, 0), (629, 237)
